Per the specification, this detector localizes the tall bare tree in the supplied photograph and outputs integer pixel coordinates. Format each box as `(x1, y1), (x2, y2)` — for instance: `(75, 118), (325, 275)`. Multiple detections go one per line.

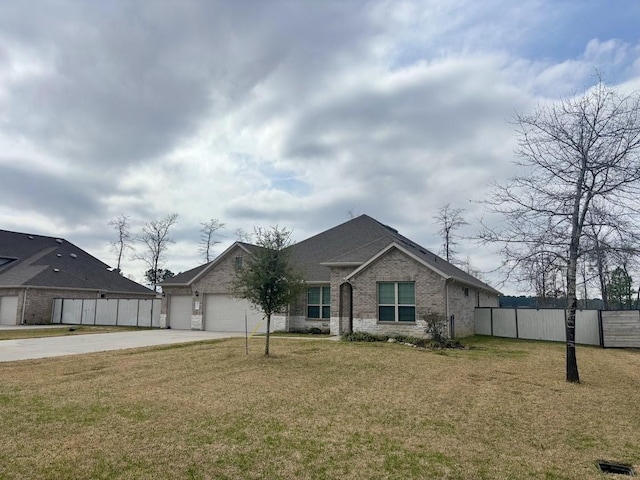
(199, 218), (225, 263)
(481, 79), (640, 383)
(434, 203), (468, 263)
(135, 213), (179, 292)
(108, 214), (132, 273)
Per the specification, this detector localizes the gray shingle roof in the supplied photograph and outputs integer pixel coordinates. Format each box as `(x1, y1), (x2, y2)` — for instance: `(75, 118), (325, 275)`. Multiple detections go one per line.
(162, 215), (499, 295)
(290, 215), (500, 294)
(0, 230), (155, 294)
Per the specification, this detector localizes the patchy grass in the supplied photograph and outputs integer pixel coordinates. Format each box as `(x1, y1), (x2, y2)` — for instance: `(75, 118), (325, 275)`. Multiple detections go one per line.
(0, 326), (145, 341)
(265, 331), (331, 338)
(0, 336), (639, 479)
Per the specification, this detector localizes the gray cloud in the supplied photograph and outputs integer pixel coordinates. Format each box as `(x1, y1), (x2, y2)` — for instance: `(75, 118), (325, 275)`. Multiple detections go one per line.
(0, 0), (637, 293)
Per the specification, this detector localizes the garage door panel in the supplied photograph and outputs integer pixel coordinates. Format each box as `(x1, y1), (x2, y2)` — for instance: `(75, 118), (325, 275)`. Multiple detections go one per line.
(0, 296), (19, 325)
(169, 295), (192, 330)
(205, 295), (269, 333)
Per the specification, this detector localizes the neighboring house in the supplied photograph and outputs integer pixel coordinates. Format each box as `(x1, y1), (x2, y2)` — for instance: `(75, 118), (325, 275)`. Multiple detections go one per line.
(160, 215), (500, 338)
(0, 230), (156, 325)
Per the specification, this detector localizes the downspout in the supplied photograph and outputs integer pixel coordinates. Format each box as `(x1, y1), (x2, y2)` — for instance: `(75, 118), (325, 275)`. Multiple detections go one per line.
(444, 278), (454, 337)
(20, 287), (28, 325)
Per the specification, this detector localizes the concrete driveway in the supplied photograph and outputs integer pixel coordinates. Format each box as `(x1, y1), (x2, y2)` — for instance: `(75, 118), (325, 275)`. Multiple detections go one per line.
(0, 329), (245, 362)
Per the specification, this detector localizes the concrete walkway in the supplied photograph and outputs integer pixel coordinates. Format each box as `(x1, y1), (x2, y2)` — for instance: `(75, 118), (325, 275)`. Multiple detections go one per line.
(0, 329), (245, 362)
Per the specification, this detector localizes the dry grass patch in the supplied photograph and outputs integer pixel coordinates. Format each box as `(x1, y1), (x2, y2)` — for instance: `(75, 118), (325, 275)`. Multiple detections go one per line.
(0, 326), (144, 341)
(0, 336), (639, 479)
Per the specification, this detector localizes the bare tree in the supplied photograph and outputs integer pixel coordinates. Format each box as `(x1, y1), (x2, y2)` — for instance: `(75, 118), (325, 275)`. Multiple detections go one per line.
(135, 213), (179, 292)
(108, 214), (132, 273)
(434, 203), (468, 263)
(480, 79), (640, 383)
(199, 218), (225, 263)
(234, 228), (253, 243)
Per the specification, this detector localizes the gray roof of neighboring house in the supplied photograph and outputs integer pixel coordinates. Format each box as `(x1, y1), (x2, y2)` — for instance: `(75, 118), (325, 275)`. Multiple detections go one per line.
(0, 230), (155, 295)
(162, 215), (500, 295)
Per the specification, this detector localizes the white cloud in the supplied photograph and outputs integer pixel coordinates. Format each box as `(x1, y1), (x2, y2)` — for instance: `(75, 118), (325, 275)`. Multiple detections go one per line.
(0, 0), (639, 294)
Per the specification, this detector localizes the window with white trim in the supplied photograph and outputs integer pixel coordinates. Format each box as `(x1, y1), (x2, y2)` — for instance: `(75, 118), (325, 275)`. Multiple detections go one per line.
(378, 282), (415, 322)
(307, 286), (330, 319)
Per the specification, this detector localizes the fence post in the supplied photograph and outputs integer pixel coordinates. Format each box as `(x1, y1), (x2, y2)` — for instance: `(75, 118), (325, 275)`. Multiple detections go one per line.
(515, 307), (519, 339)
(490, 307), (494, 336)
(598, 310), (604, 348)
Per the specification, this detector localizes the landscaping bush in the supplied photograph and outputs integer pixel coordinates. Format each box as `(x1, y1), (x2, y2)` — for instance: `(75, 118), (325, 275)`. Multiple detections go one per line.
(341, 331), (388, 342)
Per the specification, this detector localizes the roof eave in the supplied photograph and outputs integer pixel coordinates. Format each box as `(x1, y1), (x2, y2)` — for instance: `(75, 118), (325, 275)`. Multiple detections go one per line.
(318, 262), (364, 267)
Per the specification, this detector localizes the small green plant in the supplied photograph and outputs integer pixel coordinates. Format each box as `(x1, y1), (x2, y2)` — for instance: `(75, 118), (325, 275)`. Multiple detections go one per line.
(422, 312), (464, 348)
(341, 332), (388, 342)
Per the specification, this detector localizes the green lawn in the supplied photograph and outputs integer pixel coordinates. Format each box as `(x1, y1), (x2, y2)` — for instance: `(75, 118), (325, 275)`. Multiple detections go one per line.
(0, 336), (638, 479)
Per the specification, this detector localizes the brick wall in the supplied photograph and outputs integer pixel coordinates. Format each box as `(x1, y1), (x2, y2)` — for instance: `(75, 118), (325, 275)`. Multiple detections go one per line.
(447, 284), (499, 337)
(447, 283), (476, 337)
(346, 248), (447, 338)
(192, 245), (245, 296)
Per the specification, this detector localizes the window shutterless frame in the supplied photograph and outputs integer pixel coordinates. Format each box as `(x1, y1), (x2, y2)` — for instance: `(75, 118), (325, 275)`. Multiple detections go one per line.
(377, 282), (415, 322)
(307, 286), (330, 319)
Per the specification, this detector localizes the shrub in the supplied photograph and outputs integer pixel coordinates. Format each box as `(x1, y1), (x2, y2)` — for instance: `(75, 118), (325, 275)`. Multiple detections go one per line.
(423, 311), (449, 346)
(341, 332), (388, 342)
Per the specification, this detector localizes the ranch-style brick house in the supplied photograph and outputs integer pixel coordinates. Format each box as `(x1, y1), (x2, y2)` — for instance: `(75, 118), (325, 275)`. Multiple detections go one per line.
(0, 230), (156, 325)
(160, 215), (500, 338)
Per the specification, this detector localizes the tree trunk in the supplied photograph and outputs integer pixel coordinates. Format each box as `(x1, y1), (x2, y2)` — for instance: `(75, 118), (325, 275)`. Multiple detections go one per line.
(566, 246), (580, 383)
(264, 314), (271, 356)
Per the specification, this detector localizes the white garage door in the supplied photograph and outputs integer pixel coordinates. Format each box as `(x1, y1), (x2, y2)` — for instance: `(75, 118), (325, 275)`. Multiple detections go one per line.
(205, 295), (267, 333)
(0, 296), (19, 325)
(168, 295), (192, 330)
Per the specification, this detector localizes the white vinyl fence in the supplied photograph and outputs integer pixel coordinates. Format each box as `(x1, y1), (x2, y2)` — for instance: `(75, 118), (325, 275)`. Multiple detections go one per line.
(475, 308), (601, 346)
(52, 298), (161, 328)
(476, 307), (640, 348)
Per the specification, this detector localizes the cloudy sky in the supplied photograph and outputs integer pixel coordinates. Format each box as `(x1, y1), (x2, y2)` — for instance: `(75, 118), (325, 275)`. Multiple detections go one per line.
(1, 0), (639, 293)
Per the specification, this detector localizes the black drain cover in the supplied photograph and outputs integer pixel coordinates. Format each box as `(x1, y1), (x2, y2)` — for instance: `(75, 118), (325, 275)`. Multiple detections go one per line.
(598, 461), (635, 476)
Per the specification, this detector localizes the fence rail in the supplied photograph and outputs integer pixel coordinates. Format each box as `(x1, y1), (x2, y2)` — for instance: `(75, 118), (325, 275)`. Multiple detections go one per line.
(52, 298), (161, 328)
(475, 307), (640, 348)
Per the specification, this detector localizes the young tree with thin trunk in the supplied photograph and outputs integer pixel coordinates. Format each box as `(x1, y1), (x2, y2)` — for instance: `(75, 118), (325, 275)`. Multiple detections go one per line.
(232, 226), (304, 356)
(481, 79), (640, 383)
(108, 214), (132, 273)
(135, 213), (179, 292)
(434, 203), (468, 263)
(199, 218), (225, 263)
